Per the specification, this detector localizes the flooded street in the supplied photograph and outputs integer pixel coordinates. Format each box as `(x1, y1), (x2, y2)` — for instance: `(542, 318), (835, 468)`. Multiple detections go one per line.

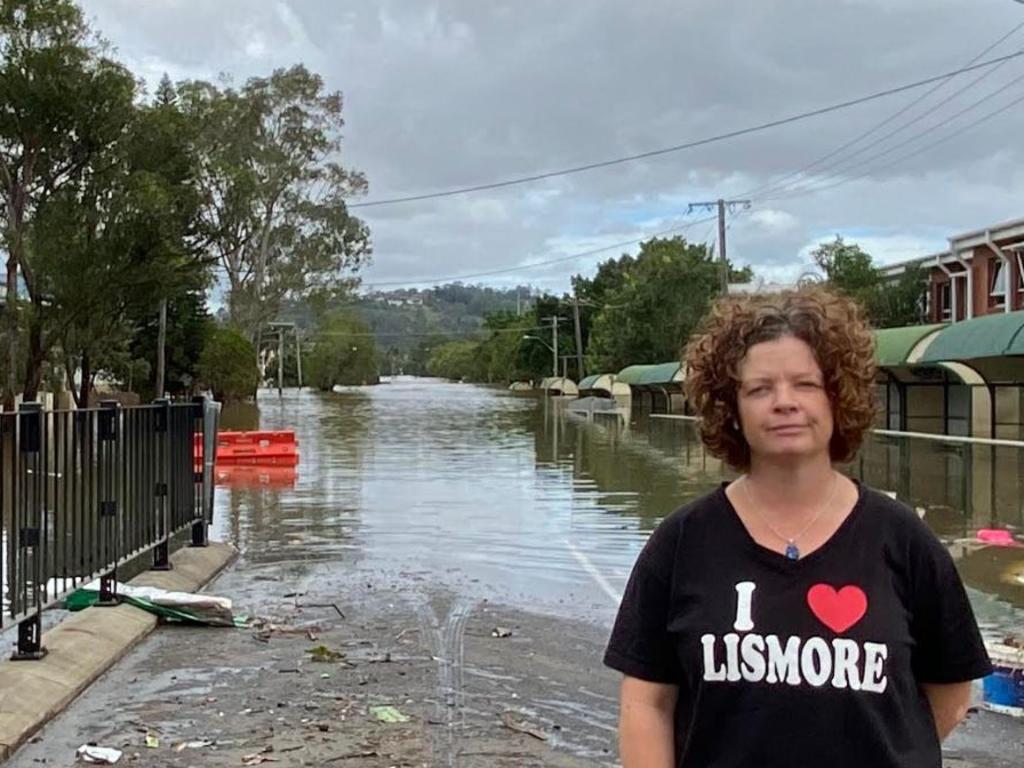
(217, 378), (1024, 639)
(10, 377), (1024, 767)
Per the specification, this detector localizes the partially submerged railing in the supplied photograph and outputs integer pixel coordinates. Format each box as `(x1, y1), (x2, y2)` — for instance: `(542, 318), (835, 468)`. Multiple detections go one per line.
(1, 397), (220, 659)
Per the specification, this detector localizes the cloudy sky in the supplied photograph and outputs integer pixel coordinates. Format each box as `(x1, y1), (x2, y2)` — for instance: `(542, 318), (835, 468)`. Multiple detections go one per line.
(79, 0), (1024, 294)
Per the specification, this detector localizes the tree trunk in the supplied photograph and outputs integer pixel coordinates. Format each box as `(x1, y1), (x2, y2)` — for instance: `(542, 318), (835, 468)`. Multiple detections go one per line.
(66, 356), (80, 408)
(22, 300), (45, 402)
(78, 352), (91, 410)
(4, 253), (17, 411)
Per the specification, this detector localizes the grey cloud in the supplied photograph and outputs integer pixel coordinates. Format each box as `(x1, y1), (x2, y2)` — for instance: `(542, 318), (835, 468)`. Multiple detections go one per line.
(78, 0), (1024, 293)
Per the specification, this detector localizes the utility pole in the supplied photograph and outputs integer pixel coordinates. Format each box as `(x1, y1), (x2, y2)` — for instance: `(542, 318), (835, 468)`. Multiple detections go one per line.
(551, 316), (558, 378)
(688, 198), (751, 292)
(294, 327), (303, 389)
(277, 326), (284, 398)
(572, 296), (585, 381)
(542, 316), (563, 378)
(155, 298), (167, 398)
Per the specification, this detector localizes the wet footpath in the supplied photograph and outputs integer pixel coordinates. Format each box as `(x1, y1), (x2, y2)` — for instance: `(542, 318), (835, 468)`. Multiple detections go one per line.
(8, 383), (1024, 766)
(10, 559), (618, 766)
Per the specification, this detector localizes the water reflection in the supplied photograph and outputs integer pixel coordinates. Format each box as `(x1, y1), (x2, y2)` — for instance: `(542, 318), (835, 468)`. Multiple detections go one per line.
(211, 380), (1024, 635)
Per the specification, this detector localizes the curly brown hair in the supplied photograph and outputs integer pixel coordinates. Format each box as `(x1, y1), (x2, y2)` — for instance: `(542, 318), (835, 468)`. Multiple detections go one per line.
(683, 285), (877, 469)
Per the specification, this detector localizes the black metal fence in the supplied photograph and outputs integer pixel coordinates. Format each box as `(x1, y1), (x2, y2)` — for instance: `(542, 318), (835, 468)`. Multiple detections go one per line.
(1, 397), (219, 659)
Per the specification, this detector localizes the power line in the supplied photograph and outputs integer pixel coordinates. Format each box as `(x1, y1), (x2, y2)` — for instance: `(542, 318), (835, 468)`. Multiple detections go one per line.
(763, 71), (1024, 202)
(348, 50), (1024, 209)
(761, 87), (1024, 203)
(740, 20), (1024, 201)
(359, 214), (718, 288)
(208, 215), (716, 295)
(757, 59), (1024, 201)
(310, 325), (545, 338)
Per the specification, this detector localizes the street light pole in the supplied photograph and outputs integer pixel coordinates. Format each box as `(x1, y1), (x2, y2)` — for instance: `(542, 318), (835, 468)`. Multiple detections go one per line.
(277, 326), (284, 398)
(552, 317), (558, 378)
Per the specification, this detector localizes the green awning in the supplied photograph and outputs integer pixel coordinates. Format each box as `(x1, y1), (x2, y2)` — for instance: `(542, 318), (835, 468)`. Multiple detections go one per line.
(919, 311), (1024, 362)
(579, 374), (602, 390)
(874, 324), (945, 367)
(616, 362), (683, 386)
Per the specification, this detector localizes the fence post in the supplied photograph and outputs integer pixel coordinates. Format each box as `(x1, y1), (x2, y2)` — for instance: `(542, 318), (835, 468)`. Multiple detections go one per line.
(96, 400), (120, 606)
(12, 401), (47, 660)
(190, 396), (208, 548)
(152, 398), (172, 571)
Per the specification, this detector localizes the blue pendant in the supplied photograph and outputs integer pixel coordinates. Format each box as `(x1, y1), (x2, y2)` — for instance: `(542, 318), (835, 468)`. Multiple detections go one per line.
(785, 543), (800, 560)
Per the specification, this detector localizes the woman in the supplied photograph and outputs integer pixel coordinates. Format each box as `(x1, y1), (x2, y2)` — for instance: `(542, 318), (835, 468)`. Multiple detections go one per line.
(604, 287), (991, 767)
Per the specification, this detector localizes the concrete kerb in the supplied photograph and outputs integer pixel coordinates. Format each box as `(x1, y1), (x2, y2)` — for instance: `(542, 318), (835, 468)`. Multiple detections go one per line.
(0, 541), (238, 761)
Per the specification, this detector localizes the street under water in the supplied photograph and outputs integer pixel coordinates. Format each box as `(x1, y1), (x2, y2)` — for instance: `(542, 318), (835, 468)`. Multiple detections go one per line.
(214, 378), (1024, 641)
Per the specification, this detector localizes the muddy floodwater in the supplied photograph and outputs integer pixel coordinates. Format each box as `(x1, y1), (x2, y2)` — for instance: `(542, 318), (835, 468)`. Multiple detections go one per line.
(217, 378), (1024, 639)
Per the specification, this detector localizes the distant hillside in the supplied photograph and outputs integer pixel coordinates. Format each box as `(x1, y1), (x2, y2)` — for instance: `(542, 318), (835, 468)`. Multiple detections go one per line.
(361, 284), (536, 355)
(281, 283), (540, 374)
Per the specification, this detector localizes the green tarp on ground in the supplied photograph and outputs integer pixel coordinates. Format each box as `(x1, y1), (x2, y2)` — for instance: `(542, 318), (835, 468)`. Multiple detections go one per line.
(66, 582), (243, 627)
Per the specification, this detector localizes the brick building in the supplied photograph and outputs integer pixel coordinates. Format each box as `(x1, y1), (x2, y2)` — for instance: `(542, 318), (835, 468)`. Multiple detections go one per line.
(880, 217), (1024, 323)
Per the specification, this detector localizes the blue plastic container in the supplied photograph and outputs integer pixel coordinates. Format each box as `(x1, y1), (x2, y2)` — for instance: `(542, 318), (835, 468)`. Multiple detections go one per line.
(983, 644), (1024, 717)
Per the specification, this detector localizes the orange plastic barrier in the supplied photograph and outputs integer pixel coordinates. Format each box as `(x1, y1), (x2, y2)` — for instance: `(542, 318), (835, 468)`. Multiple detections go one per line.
(215, 430), (297, 447)
(194, 430), (300, 467)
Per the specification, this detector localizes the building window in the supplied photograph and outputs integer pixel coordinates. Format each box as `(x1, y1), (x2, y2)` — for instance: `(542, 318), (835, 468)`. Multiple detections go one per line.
(991, 259), (1007, 304)
(1017, 251), (1024, 291)
(939, 281), (951, 321)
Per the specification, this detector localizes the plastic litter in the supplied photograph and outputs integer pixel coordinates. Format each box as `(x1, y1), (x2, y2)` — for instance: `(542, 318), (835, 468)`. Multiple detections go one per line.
(66, 581), (239, 626)
(977, 529), (1019, 547)
(370, 705), (409, 723)
(76, 744), (123, 764)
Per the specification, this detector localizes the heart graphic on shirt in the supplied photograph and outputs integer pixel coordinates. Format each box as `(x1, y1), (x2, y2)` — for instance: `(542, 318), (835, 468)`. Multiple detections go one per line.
(806, 584), (867, 634)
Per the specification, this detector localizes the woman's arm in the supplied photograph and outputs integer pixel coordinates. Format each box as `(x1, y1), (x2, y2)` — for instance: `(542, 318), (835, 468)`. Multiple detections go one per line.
(922, 681), (973, 741)
(619, 675), (679, 768)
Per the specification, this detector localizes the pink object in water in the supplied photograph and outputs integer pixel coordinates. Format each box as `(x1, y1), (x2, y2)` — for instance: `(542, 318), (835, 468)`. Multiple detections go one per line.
(977, 529), (1018, 546)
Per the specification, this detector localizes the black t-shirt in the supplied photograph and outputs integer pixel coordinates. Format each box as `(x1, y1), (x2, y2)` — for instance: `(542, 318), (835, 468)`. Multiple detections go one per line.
(604, 481), (992, 767)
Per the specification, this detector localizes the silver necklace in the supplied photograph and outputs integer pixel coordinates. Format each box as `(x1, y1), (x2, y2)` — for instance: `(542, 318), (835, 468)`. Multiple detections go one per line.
(740, 472), (839, 561)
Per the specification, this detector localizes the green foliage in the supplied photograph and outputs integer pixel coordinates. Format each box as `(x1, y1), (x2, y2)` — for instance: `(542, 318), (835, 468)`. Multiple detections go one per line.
(812, 236), (925, 328)
(128, 290), (212, 398)
(179, 66), (371, 342)
(426, 341), (481, 381)
(811, 236), (879, 307)
(305, 312), (378, 389)
(281, 284), (530, 375)
(198, 327), (259, 402)
(586, 237), (724, 373)
(419, 242), (753, 385)
(0, 0), (142, 403)
(28, 83), (207, 405)
(873, 263), (927, 328)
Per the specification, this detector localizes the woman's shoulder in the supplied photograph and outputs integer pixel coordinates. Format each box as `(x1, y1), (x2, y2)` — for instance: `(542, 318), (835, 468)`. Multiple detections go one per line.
(643, 486), (728, 551)
(632, 487), (727, 580)
(658, 485), (730, 531)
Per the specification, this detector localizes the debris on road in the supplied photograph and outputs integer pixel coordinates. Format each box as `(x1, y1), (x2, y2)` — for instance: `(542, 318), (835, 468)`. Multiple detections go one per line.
(75, 744), (123, 764)
(306, 644), (351, 664)
(500, 711), (549, 741)
(370, 705), (410, 723)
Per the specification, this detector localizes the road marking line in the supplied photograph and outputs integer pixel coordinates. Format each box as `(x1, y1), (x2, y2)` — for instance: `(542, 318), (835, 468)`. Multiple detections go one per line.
(566, 540), (623, 605)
